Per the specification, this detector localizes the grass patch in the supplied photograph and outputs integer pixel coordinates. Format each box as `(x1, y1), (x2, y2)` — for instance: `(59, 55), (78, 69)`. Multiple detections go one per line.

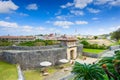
(0, 61), (18, 80)
(24, 66), (57, 80)
(24, 63), (71, 80)
(24, 70), (43, 80)
(83, 48), (105, 54)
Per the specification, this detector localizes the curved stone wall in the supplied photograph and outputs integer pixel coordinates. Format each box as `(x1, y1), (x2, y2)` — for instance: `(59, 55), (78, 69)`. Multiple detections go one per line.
(1, 45), (83, 70)
(2, 48), (66, 70)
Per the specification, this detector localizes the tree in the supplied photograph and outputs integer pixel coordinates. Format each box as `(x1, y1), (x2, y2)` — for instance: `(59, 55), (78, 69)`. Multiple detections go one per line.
(98, 50), (120, 80)
(111, 29), (120, 41)
(94, 36), (98, 39)
(72, 62), (104, 80)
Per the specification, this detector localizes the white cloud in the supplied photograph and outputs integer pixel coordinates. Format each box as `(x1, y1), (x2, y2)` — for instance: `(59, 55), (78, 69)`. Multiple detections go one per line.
(94, 0), (112, 5)
(75, 21), (88, 25)
(74, 0), (93, 9)
(87, 8), (100, 13)
(5, 17), (10, 20)
(55, 10), (61, 15)
(54, 21), (74, 28)
(70, 10), (84, 16)
(22, 26), (33, 32)
(94, 0), (120, 6)
(56, 16), (66, 20)
(19, 13), (29, 16)
(92, 17), (99, 20)
(109, 26), (120, 31)
(0, 0), (19, 13)
(35, 27), (45, 31)
(61, 2), (74, 8)
(26, 4), (38, 10)
(109, 0), (120, 6)
(0, 21), (18, 28)
(99, 28), (105, 32)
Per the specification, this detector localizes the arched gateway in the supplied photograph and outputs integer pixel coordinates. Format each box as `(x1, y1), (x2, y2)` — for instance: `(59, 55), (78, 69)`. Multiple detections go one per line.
(59, 36), (77, 60)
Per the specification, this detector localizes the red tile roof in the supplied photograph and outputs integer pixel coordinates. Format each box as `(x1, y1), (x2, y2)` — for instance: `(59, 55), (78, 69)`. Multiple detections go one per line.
(0, 36), (35, 39)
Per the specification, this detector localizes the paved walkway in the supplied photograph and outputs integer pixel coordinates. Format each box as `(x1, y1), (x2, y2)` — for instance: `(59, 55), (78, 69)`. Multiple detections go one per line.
(75, 57), (97, 64)
(44, 67), (72, 80)
(44, 57), (98, 80)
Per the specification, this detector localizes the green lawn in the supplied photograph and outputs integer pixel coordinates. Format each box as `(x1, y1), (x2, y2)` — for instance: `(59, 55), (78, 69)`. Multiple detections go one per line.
(24, 63), (71, 80)
(83, 48), (105, 54)
(24, 66), (57, 80)
(0, 61), (18, 80)
(24, 70), (43, 80)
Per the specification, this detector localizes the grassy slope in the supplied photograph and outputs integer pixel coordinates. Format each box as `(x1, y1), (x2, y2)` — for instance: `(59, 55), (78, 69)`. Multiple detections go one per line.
(0, 61), (18, 80)
(83, 48), (105, 54)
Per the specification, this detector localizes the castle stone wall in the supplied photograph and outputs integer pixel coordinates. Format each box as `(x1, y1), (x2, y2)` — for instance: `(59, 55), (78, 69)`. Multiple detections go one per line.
(2, 48), (66, 70)
(1, 45), (83, 70)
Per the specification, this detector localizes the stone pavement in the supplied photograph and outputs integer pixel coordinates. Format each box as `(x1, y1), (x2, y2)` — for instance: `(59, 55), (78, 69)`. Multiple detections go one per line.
(44, 57), (98, 80)
(44, 67), (72, 80)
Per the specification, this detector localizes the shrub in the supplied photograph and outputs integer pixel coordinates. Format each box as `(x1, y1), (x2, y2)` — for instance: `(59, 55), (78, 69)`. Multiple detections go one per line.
(80, 40), (108, 49)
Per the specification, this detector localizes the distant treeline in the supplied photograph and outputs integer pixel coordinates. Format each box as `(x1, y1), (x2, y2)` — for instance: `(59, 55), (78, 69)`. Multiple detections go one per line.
(0, 39), (60, 46)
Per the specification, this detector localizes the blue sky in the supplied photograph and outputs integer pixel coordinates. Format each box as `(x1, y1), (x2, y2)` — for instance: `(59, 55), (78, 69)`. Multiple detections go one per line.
(0, 0), (120, 36)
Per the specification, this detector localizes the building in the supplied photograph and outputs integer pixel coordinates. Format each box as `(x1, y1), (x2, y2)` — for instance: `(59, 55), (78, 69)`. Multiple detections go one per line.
(58, 36), (78, 60)
(0, 36), (35, 43)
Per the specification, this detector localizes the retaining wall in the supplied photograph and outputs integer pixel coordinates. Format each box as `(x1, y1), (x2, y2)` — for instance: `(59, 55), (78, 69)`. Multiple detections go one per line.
(109, 45), (120, 50)
(77, 44), (83, 56)
(3, 48), (66, 70)
(83, 50), (108, 58)
(0, 45), (60, 50)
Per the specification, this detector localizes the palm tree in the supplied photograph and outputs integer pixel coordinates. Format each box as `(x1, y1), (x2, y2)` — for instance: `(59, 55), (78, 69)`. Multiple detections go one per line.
(98, 50), (120, 80)
(72, 62), (104, 80)
(114, 50), (120, 75)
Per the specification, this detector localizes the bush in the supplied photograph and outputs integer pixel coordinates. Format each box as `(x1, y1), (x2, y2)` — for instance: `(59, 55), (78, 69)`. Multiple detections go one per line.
(80, 40), (89, 45)
(17, 39), (59, 46)
(0, 40), (13, 46)
(80, 40), (108, 49)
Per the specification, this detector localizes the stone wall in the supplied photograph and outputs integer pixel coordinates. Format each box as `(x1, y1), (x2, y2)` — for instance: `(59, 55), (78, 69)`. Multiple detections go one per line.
(82, 52), (99, 58)
(0, 52), (3, 60)
(0, 45), (60, 50)
(2, 48), (66, 70)
(109, 45), (120, 50)
(77, 44), (83, 56)
(83, 50), (108, 58)
(1, 45), (83, 70)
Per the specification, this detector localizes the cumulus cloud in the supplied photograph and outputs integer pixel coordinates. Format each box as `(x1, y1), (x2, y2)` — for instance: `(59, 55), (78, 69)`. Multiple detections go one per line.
(95, 0), (120, 6)
(5, 17), (10, 20)
(0, 21), (18, 28)
(74, 0), (93, 9)
(94, 0), (112, 5)
(75, 21), (88, 25)
(109, 26), (120, 31)
(0, 20), (46, 33)
(19, 13), (29, 16)
(26, 4), (38, 10)
(0, 0), (19, 13)
(61, 2), (74, 8)
(54, 21), (74, 28)
(87, 8), (100, 13)
(92, 17), (99, 20)
(99, 28), (105, 32)
(70, 10), (84, 16)
(109, 0), (120, 6)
